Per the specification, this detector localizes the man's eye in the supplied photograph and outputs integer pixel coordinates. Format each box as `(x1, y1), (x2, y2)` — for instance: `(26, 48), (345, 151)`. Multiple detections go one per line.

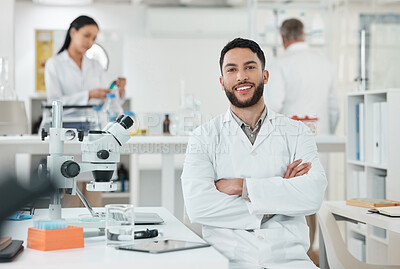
(247, 66), (256, 70)
(227, 68), (236, 72)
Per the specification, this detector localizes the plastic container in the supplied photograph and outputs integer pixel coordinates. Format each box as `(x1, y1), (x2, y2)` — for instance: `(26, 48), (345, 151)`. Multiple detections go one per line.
(291, 115), (319, 135)
(27, 226), (84, 251)
(93, 106), (105, 130)
(102, 93), (124, 123)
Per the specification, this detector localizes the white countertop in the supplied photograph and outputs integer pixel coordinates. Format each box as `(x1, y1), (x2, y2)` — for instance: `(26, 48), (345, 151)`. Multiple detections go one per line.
(1, 207), (228, 269)
(0, 134), (345, 153)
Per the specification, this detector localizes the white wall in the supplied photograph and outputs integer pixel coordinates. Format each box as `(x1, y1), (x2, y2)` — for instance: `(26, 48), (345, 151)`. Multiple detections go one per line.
(14, 2), (246, 120)
(0, 0), (15, 89)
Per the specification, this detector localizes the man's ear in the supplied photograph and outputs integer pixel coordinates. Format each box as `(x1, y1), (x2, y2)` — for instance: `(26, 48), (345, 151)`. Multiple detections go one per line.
(219, 76), (225, 90)
(263, 70), (269, 85)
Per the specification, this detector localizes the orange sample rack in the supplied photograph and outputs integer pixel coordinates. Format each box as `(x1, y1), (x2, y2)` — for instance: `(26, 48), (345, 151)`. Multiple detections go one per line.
(27, 226), (84, 251)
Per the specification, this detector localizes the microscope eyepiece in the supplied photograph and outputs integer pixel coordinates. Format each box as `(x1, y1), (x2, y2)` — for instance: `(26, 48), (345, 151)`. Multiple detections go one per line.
(116, 115), (124, 123)
(119, 115), (134, 130)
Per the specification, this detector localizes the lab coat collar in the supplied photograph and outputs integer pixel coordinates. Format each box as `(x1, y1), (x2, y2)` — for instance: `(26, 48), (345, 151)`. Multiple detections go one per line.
(223, 107), (277, 151)
(286, 42), (309, 53)
(223, 106), (277, 124)
(59, 50), (89, 72)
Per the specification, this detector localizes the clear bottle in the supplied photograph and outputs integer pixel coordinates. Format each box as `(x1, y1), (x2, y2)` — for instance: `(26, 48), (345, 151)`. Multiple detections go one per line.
(102, 93), (124, 122)
(92, 106), (105, 130)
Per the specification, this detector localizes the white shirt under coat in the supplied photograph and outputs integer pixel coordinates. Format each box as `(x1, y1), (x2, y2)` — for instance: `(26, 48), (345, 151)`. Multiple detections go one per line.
(264, 42), (339, 135)
(181, 108), (326, 268)
(44, 50), (108, 106)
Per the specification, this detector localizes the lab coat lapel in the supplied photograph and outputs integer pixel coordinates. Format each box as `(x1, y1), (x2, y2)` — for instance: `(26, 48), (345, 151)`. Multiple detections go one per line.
(251, 108), (276, 151)
(222, 109), (252, 148)
(81, 55), (90, 75)
(62, 50), (82, 73)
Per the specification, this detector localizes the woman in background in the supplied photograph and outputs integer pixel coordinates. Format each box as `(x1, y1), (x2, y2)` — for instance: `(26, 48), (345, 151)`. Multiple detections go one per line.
(44, 15), (126, 207)
(45, 15), (126, 105)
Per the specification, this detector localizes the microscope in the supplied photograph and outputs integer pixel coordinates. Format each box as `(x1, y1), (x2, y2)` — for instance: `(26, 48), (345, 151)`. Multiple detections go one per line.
(39, 101), (133, 220)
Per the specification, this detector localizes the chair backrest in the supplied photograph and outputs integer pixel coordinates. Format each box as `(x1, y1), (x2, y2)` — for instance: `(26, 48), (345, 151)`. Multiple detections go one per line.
(183, 206), (202, 238)
(317, 203), (400, 269)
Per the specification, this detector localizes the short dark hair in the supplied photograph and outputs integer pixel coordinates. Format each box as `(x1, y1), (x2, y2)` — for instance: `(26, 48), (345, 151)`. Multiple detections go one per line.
(280, 18), (304, 42)
(219, 38), (266, 74)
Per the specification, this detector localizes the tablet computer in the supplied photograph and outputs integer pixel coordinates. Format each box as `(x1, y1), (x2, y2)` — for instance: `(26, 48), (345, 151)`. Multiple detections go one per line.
(116, 239), (211, 254)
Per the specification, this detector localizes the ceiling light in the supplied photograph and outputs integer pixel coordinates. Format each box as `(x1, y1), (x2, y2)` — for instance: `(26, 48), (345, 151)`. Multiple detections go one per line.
(32, 0), (93, 6)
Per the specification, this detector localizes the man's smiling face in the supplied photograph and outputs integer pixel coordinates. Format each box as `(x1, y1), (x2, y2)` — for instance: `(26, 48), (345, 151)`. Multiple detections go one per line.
(220, 47), (268, 108)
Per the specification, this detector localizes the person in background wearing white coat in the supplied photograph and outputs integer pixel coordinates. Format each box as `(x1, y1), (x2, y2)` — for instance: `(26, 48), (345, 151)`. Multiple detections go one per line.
(44, 15), (126, 207)
(181, 38), (327, 269)
(45, 15), (126, 106)
(264, 19), (339, 264)
(264, 18), (339, 135)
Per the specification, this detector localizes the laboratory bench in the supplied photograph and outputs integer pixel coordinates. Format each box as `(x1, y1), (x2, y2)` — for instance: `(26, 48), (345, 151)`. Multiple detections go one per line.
(0, 135), (345, 216)
(1, 207), (229, 269)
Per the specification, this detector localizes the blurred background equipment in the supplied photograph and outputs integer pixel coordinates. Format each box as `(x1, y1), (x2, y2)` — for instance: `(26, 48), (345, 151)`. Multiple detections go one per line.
(39, 104), (98, 135)
(0, 100), (28, 135)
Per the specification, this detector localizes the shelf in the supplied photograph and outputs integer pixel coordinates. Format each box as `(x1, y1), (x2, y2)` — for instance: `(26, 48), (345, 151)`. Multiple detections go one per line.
(347, 91), (366, 97)
(347, 160), (365, 166)
(102, 192), (130, 198)
(347, 88), (399, 96)
(349, 225), (367, 236)
(365, 162), (387, 170)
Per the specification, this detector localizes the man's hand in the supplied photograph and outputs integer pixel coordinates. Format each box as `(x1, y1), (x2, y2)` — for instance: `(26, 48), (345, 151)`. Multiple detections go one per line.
(283, 159), (311, 179)
(89, 88), (111, 99)
(215, 178), (244, 195)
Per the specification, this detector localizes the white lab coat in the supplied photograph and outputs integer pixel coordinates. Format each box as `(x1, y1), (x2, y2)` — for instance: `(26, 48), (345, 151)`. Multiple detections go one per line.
(44, 50), (108, 106)
(181, 108), (326, 269)
(264, 42), (339, 135)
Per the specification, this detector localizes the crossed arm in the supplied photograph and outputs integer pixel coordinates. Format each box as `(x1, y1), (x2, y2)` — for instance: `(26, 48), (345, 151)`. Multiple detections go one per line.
(215, 159), (312, 196)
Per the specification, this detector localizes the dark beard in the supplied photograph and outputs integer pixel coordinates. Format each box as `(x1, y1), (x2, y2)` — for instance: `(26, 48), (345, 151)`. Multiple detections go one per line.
(224, 80), (264, 108)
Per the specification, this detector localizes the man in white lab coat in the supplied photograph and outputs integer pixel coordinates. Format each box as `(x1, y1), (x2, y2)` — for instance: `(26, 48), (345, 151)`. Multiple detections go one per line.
(181, 38), (327, 269)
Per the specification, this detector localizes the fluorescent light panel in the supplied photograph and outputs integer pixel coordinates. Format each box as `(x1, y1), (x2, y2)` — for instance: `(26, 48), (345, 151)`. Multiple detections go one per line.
(32, 0), (93, 5)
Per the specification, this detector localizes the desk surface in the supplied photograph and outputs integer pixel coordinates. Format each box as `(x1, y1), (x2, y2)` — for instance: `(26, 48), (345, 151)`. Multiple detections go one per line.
(0, 135), (345, 153)
(324, 201), (400, 233)
(1, 207), (228, 269)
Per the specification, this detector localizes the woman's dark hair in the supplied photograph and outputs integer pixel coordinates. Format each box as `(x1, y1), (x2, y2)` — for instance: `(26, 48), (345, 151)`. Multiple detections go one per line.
(219, 38), (266, 74)
(58, 15), (98, 54)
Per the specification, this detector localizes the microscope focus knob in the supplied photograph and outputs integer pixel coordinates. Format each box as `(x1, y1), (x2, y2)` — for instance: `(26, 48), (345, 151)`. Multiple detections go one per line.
(60, 160), (80, 178)
(97, 150), (110, 160)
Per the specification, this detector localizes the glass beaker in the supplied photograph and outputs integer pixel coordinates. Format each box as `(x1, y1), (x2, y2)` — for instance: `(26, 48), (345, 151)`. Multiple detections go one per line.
(105, 204), (134, 246)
